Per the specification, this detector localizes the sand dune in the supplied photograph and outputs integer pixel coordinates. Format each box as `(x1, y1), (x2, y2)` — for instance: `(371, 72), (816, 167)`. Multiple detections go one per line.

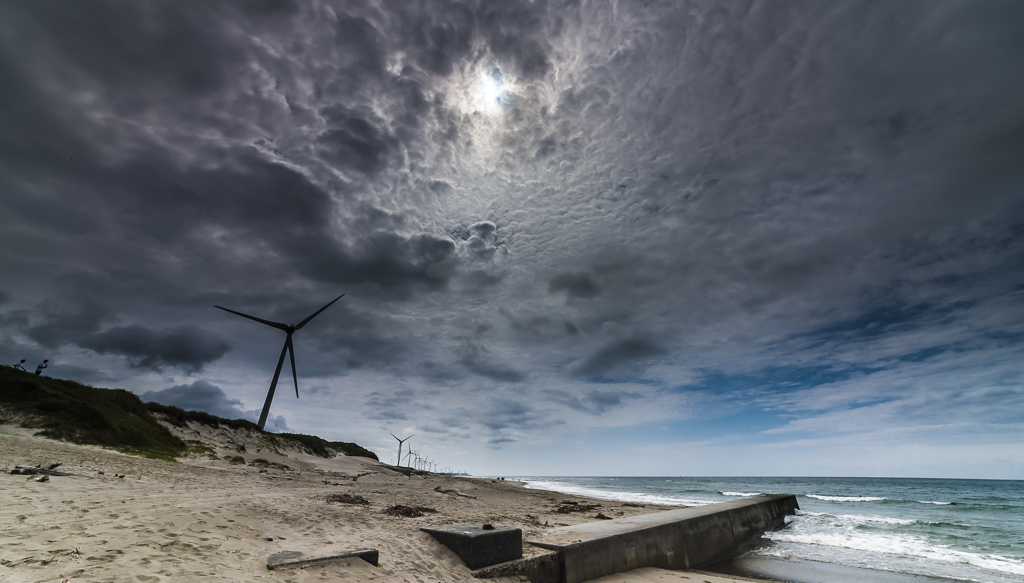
(1, 423), (766, 583)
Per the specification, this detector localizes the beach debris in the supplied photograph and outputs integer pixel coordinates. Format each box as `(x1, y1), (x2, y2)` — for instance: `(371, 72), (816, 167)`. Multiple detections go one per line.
(621, 502), (644, 507)
(434, 486), (477, 499)
(32, 474), (50, 482)
(267, 548), (378, 570)
(11, 464), (73, 476)
(594, 513), (612, 520)
(523, 514), (546, 527)
(482, 523), (495, 530)
(321, 493), (369, 505)
(383, 504), (437, 518)
(553, 502), (601, 514)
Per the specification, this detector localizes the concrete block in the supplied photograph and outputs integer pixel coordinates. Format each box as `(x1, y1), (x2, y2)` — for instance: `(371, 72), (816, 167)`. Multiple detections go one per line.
(422, 523), (522, 570)
(266, 548), (378, 570)
(471, 551), (561, 583)
(525, 494), (799, 583)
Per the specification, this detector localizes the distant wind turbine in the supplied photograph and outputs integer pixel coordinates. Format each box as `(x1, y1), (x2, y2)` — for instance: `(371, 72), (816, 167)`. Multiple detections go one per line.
(391, 433), (412, 468)
(215, 294), (345, 429)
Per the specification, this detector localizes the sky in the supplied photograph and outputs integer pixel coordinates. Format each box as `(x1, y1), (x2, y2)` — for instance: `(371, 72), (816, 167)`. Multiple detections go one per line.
(1, 0), (1022, 479)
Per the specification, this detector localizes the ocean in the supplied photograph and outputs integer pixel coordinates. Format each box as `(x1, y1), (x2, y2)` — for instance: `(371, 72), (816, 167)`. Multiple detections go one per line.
(516, 476), (1024, 583)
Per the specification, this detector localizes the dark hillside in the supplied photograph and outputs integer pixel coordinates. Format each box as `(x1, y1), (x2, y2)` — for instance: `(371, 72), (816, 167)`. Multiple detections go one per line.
(0, 366), (378, 462)
(0, 366), (186, 460)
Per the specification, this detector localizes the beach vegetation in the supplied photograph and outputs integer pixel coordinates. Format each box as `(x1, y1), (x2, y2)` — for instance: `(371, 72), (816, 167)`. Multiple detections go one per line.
(145, 401), (261, 432)
(249, 458), (292, 471)
(277, 432), (379, 461)
(144, 402), (378, 460)
(0, 366), (186, 460)
(184, 440), (218, 459)
(0, 368), (379, 463)
(226, 455), (246, 464)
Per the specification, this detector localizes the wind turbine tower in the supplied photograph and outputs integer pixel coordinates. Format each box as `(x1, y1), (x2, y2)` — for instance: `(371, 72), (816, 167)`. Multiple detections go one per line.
(215, 294), (344, 429)
(391, 433), (412, 468)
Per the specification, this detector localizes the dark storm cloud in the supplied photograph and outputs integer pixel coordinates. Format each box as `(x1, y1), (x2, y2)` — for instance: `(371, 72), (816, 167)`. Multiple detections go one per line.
(141, 379), (290, 430)
(17, 301), (229, 373)
(365, 388), (415, 421)
(79, 325), (231, 374)
(22, 302), (112, 350)
(141, 380), (247, 419)
(460, 342), (526, 382)
(317, 105), (400, 175)
(4, 3), (245, 107)
(549, 272), (600, 298)
(573, 337), (665, 377)
(480, 398), (536, 433)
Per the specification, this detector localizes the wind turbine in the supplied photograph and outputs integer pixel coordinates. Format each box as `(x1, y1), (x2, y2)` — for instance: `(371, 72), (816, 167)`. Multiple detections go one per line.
(215, 294), (344, 430)
(391, 433), (412, 468)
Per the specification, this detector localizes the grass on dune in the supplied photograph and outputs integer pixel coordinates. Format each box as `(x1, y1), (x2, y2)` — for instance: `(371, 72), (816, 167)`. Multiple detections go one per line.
(0, 366), (379, 462)
(0, 366), (185, 461)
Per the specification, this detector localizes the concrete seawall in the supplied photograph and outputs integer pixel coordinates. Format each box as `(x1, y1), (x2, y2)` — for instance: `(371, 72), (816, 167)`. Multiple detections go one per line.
(524, 494), (798, 583)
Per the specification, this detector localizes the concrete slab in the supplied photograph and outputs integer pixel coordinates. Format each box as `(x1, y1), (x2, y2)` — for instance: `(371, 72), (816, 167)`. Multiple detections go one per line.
(471, 551), (562, 583)
(422, 523), (523, 570)
(266, 548), (379, 570)
(526, 494), (798, 583)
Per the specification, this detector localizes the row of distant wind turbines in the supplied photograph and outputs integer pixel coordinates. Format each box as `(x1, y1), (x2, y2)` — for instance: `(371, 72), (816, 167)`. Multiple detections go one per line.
(389, 433), (460, 474)
(215, 294), (461, 474)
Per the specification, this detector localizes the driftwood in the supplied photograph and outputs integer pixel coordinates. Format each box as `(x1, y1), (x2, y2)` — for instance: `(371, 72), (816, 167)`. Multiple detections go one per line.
(434, 485), (477, 499)
(12, 464), (74, 476)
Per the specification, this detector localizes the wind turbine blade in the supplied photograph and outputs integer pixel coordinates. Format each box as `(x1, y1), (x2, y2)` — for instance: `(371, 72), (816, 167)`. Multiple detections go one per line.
(259, 338), (291, 429)
(286, 336), (298, 399)
(391, 433), (399, 441)
(294, 294), (344, 331)
(215, 305), (290, 331)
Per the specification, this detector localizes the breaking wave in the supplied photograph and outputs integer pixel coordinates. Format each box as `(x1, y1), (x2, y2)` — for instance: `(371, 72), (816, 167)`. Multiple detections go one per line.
(805, 494), (887, 502)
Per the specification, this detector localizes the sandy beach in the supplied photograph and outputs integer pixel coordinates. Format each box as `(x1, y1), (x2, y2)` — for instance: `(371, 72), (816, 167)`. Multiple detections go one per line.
(0, 422), (771, 583)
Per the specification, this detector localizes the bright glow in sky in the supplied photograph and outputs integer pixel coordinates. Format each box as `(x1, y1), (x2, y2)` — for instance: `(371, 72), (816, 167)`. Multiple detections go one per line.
(474, 69), (509, 115)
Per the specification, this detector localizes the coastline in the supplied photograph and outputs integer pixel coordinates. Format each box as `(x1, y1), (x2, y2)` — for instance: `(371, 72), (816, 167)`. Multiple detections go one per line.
(513, 476), (1024, 583)
(0, 425), (776, 583)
